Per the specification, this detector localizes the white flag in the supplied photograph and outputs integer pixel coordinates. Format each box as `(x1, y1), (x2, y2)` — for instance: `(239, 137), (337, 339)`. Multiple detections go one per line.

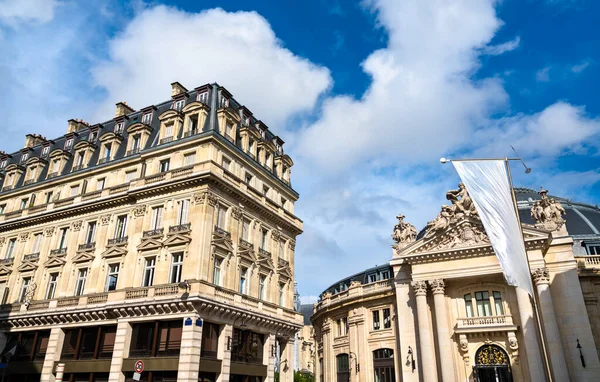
(453, 160), (534, 296)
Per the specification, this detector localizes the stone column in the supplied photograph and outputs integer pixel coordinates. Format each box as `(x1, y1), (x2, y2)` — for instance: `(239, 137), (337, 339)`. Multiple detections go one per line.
(217, 324), (233, 382)
(40, 327), (65, 382)
(109, 321), (132, 382)
(280, 338), (295, 382)
(532, 268), (569, 381)
(266, 334), (277, 382)
(515, 287), (545, 381)
(177, 315), (204, 382)
(411, 280), (438, 382)
(430, 279), (455, 382)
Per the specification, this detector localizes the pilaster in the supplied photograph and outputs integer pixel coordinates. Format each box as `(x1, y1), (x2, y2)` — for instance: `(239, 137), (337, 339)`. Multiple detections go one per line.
(429, 279), (456, 382)
(177, 314), (204, 382)
(109, 320), (132, 382)
(40, 327), (65, 382)
(217, 324), (233, 382)
(411, 280), (437, 382)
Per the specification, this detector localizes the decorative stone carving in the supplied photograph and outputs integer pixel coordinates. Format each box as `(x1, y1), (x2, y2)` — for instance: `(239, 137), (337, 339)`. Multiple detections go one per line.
(0, 237), (5, 247)
(416, 220), (489, 253)
(392, 214), (417, 245)
(24, 281), (37, 307)
(52, 193), (60, 202)
(531, 188), (566, 231)
(192, 192), (205, 205)
(532, 267), (550, 285)
(271, 230), (281, 241)
(508, 332), (519, 364)
(288, 240), (296, 251)
(231, 206), (243, 220)
(459, 334), (470, 365)
(18, 232), (30, 242)
(429, 279), (445, 294)
(100, 214), (112, 225)
(411, 280), (428, 296)
(424, 183), (479, 239)
(44, 227), (55, 237)
(71, 220), (83, 232)
(133, 204), (147, 218)
(207, 192), (219, 207)
(349, 280), (362, 288)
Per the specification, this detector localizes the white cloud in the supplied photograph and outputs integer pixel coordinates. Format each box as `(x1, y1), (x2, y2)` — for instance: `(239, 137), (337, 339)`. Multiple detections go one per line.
(572, 59), (591, 73)
(536, 66), (551, 82)
(91, 6), (331, 127)
(482, 36), (521, 55)
(0, 0), (59, 26)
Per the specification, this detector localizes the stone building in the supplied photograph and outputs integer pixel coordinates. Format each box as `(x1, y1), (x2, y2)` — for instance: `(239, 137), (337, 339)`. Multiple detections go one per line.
(0, 82), (302, 382)
(312, 186), (600, 382)
(295, 304), (316, 376)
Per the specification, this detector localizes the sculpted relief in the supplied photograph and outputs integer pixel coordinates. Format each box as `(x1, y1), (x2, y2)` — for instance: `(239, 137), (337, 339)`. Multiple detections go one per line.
(425, 182), (479, 239)
(530, 188), (566, 231)
(392, 214), (417, 245)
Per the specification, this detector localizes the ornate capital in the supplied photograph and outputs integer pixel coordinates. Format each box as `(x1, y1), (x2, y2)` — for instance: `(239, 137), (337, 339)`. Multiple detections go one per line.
(18, 232), (30, 242)
(100, 214), (111, 226)
(72, 220), (83, 232)
(192, 192), (205, 205)
(288, 240), (296, 251)
(44, 227), (55, 237)
(271, 230), (281, 241)
(133, 204), (147, 218)
(429, 279), (445, 294)
(411, 280), (428, 296)
(207, 192), (219, 207)
(231, 206), (243, 220)
(532, 268), (550, 285)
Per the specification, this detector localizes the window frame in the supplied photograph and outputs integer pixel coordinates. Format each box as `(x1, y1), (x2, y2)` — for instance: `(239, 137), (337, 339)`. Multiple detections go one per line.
(74, 268), (88, 296)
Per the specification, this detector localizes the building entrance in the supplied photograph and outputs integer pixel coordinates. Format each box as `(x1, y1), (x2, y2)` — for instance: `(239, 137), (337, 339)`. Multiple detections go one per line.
(473, 344), (513, 382)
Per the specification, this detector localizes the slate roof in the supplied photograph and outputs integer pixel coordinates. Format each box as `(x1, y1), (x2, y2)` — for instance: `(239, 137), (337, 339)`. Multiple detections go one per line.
(298, 304), (314, 325)
(321, 264), (393, 297)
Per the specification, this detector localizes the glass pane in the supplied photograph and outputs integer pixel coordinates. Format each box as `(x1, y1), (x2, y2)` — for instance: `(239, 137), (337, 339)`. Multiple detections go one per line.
(494, 291), (504, 315)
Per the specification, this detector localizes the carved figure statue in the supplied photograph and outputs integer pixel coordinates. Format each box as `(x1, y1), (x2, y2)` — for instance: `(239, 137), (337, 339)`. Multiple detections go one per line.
(424, 206), (453, 238)
(392, 214), (417, 244)
(446, 182), (477, 217)
(530, 188), (566, 231)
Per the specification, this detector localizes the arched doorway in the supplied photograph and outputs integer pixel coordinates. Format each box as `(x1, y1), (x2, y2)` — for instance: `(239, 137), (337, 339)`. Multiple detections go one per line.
(473, 344), (513, 382)
(373, 348), (395, 382)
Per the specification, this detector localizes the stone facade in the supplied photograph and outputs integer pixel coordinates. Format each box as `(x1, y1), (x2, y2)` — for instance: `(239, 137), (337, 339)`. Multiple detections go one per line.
(0, 82), (302, 381)
(313, 186), (600, 382)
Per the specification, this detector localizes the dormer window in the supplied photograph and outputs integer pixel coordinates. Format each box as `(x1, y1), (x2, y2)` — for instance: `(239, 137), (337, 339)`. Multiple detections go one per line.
(51, 159), (60, 172)
(41, 146), (50, 158)
(243, 117), (250, 127)
(197, 92), (208, 104)
(89, 131), (98, 142)
(172, 99), (185, 111)
(225, 123), (233, 139)
(142, 112), (152, 125)
(20, 152), (29, 163)
(220, 96), (229, 108)
(65, 139), (73, 150)
(249, 140), (255, 154)
(115, 122), (125, 134)
(0, 160), (6, 169)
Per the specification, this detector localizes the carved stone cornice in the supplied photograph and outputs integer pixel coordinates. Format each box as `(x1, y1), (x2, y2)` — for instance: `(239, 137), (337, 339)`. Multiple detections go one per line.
(71, 220), (83, 232)
(18, 232), (30, 242)
(532, 268), (550, 285)
(411, 280), (428, 296)
(429, 279), (445, 295)
(100, 214), (111, 225)
(44, 227), (55, 237)
(132, 204), (147, 218)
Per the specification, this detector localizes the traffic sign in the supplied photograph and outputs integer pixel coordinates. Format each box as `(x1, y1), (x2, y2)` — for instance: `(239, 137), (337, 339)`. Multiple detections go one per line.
(134, 359), (144, 373)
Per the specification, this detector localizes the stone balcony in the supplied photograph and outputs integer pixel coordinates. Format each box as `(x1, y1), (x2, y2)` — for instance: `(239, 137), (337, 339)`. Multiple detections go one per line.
(454, 314), (517, 335)
(315, 279), (394, 311)
(576, 255), (600, 272)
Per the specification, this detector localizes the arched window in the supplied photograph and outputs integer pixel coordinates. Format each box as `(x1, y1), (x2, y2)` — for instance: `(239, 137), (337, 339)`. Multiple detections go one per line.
(373, 349), (395, 382)
(336, 353), (349, 382)
(474, 344), (512, 382)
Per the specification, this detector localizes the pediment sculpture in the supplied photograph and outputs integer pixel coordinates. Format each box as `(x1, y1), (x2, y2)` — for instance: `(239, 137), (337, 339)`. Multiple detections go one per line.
(531, 188), (566, 231)
(392, 214), (417, 245)
(424, 182), (478, 239)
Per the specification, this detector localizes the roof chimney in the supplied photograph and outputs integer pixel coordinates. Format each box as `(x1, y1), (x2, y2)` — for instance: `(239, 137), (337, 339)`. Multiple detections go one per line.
(24, 134), (45, 148)
(171, 82), (188, 97)
(115, 102), (135, 118)
(67, 119), (79, 133)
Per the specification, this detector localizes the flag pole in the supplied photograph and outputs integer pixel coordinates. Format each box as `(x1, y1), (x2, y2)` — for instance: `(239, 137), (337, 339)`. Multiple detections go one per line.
(504, 157), (553, 382)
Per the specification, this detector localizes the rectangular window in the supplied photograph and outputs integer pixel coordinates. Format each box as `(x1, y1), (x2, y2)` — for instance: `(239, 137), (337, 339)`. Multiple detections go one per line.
(165, 123), (174, 137)
(125, 170), (137, 182)
(28, 166), (37, 180)
(225, 123), (233, 138)
(32, 233), (42, 253)
(5, 238), (15, 259)
(20, 198), (29, 210)
(249, 140), (255, 154)
(278, 283), (285, 306)
(42, 146), (50, 157)
(159, 159), (170, 173)
(19, 277), (31, 302)
(104, 143), (112, 159)
(177, 199), (190, 225)
(76, 151), (85, 166)
(142, 113), (152, 125)
(0, 204), (5, 214)
(70, 184), (80, 197)
(213, 258), (222, 286)
(464, 294), (473, 317)
(242, 219), (250, 241)
(52, 159), (60, 172)
(587, 244), (600, 255)
(279, 240), (285, 260)
(173, 100), (185, 111)
(85, 222), (96, 244)
(0, 160), (5, 169)
(75, 269), (87, 296)
(114, 215), (128, 238)
(373, 310), (380, 330)
(143, 257), (156, 287)
(197, 91), (208, 104)
(151, 206), (163, 230)
(97, 178), (105, 191)
(106, 263), (119, 292)
(46, 273), (58, 299)
(58, 227), (68, 249)
(368, 274), (377, 283)
(261, 228), (268, 250)
(245, 173), (253, 186)
(222, 157), (231, 171)
(170, 253), (183, 284)
(183, 152), (196, 166)
(215, 204), (226, 229)
(114, 122), (124, 134)
(89, 131), (97, 142)
(259, 275), (266, 300)
(44, 192), (53, 204)
(493, 291), (504, 315)
(475, 291), (492, 317)
(239, 268), (247, 294)
(383, 308), (391, 329)
(337, 317), (348, 336)
(65, 139), (73, 150)
(201, 322), (220, 358)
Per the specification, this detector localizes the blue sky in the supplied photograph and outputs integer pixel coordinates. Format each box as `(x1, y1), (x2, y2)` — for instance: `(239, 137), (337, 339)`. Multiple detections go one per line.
(1, 0), (600, 302)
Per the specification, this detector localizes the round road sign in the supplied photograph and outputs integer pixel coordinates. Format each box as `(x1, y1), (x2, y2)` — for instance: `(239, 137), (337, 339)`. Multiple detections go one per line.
(134, 360), (144, 373)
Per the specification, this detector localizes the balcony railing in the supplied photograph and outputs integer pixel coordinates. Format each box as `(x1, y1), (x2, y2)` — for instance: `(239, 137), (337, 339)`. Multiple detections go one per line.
(55, 197), (75, 207)
(456, 315), (514, 328)
(29, 204), (48, 214)
(213, 226), (231, 239)
(126, 147), (141, 156)
(108, 236), (128, 246)
(278, 258), (289, 268)
(126, 288), (149, 299)
(72, 164), (84, 172)
(143, 228), (164, 238)
(160, 136), (174, 145)
(171, 166), (193, 178)
(57, 297), (80, 307)
(98, 157), (110, 164)
(183, 129), (199, 138)
(576, 255), (600, 268)
(144, 173), (166, 184)
(50, 248), (68, 256)
(258, 248), (271, 259)
(23, 253), (40, 262)
(1, 185), (14, 192)
(4, 210), (23, 219)
(239, 239), (254, 250)
(23, 179), (36, 186)
(169, 223), (191, 233)
(0, 258), (14, 265)
(47, 172), (59, 179)
(78, 242), (96, 251)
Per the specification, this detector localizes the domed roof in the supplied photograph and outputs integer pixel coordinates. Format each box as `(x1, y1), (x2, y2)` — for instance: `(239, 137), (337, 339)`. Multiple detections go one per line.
(515, 188), (600, 237)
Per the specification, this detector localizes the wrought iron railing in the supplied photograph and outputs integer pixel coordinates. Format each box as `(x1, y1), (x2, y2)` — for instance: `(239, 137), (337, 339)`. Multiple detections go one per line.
(78, 243), (96, 251)
(126, 147), (141, 156)
(108, 236), (128, 246)
(258, 248), (271, 258)
(213, 225), (231, 238)
(47, 172), (59, 179)
(23, 253), (40, 262)
(160, 136), (174, 145)
(169, 223), (191, 233)
(50, 248), (68, 256)
(143, 228), (164, 237)
(239, 239), (254, 250)
(183, 129), (199, 138)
